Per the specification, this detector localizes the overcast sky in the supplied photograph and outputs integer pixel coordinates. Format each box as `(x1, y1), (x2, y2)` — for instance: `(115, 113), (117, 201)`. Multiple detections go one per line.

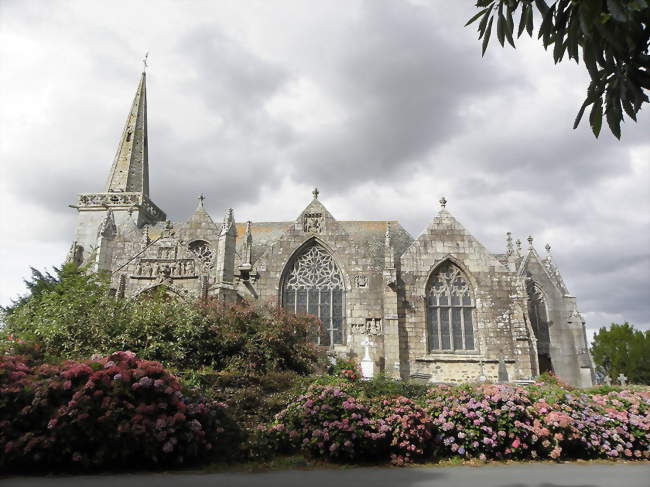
(1, 0), (648, 341)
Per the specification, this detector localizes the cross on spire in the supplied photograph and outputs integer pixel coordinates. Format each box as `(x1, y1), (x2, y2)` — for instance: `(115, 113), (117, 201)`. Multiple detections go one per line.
(142, 52), (149, 73)
(439, 196), (447, 208)
(312, 187), (320, 199)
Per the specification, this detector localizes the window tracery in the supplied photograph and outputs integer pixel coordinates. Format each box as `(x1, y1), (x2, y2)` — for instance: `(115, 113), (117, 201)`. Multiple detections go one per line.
(426, 261), (475, 351)
(188, 240), (213, 263)
(282, 244), (345, 346)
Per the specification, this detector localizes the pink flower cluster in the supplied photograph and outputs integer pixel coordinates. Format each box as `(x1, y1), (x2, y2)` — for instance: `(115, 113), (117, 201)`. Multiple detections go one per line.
(371, 396), (433, 465)
(427, 384), (650, 461)
(262, 385), (388, 462)
(0, 351), (238, 471)
(259, 382), (649, 465)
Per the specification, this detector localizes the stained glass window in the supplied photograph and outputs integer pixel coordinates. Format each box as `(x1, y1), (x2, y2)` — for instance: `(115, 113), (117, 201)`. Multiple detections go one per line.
(426, 262), (475, 351)
(282, 244), (345, 346)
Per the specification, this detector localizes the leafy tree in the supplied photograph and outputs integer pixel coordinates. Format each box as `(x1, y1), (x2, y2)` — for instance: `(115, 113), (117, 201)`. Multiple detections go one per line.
(2, 265), (322, 375)
(467, 0), (650, 139)
(1, 264), (78, 316)
(590, 322), (650, 384)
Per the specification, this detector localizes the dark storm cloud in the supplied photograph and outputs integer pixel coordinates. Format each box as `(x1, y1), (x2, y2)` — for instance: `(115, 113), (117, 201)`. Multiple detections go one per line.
(147, 25), (297, 221)
(289, 0), (522, 193)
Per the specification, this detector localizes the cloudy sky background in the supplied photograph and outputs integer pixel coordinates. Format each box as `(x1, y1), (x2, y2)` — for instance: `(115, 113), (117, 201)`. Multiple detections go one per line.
(1, 0), (648, 341)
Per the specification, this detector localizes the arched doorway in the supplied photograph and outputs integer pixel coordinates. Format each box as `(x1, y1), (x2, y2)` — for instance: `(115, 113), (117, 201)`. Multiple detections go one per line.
(526, 281), (554, 374)
(281, 242), (345, 346)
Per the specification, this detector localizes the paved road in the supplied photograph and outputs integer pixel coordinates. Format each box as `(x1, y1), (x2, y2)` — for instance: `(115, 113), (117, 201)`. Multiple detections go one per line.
(2, 463), (649, 487)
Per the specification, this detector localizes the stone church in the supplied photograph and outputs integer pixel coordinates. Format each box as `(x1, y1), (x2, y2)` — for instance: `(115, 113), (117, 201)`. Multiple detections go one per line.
(68, 72), (594, 387)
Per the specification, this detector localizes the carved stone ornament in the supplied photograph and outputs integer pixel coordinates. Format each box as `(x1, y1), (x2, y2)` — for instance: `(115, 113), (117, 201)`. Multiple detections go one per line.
(354, 275), (368, 288)
(350, 318), (383, 335)
(303, 212), (323, 233)
(76, 192), (166, 221)
(131, 258), (198, 280)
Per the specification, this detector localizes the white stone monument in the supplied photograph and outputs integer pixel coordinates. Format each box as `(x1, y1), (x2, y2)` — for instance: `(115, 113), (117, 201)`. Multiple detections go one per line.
(360, 336), (374, 380)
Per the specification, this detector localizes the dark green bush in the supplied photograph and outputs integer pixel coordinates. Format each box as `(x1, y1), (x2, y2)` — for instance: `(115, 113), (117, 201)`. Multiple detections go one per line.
(2, 267), (322, 376)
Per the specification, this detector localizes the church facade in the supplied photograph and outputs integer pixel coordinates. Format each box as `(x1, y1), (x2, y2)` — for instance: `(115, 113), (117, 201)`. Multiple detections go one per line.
(68, 72), (595, 387)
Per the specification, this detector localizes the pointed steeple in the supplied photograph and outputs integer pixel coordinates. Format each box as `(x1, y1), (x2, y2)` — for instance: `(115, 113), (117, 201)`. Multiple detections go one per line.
(105, 72), (149, 195)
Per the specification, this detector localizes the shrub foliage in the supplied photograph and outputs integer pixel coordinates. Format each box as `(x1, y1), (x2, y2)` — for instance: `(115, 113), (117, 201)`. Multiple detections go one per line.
(2, 265), (321, 375)
(0, 351), (240, 471)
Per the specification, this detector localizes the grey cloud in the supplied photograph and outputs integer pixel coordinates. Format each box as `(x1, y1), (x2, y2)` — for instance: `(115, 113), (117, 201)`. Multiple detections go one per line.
(289, 0), (521, 193)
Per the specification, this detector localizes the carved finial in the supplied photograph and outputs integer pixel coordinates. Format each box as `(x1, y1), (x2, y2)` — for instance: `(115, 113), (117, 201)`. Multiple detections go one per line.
(221, 208), (235, 236)
(242, 220), (253, 267)
(312, 187), (320, 200)
(516, 239), (522, 255)
(545, 242), (551, 253)
(527, 235), (534, 249)
(439, 196), (447, 208)
(142, 52), (149, 73)
(197, 193), (205, 209)
(506, 232), (514, 256)
(385, 222), (392, 246)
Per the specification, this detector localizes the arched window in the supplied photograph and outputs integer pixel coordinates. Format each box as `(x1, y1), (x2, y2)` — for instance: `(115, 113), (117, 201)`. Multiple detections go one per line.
(188, 240), (213, 263)
(282, 244), (345, 346)
(426, 261), (475, 352)
(526, 281), (553, 374)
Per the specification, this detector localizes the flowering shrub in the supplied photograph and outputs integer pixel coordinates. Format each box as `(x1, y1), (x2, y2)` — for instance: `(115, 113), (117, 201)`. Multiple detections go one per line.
(427, 384), (538, 460)
(526, 390), (650, 460)
(425, 383), (650, 462)
(328, 358), (360, 382)
(257, 381), (649, 465)
(0, 351), (240, 471)
(371, 396), (433, 465)
(262, 385), (388, 462)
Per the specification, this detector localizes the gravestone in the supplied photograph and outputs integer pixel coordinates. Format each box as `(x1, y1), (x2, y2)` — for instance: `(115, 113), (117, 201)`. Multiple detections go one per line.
(618, 373), (628, 387)
(498, 357), (509, 383)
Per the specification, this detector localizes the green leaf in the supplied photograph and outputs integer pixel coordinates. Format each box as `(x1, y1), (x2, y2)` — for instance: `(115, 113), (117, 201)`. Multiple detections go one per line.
(589, 98), (603, 137)
(497, 4), (506, 46)
(478, 7), (491, 34)
(465, 6), (491, 27)
(534, 0), (550, 16)
(573, 97), (591, 129)
(538, 4), (556, 42)
(505, 6), (516, 47)
(606, 0), (628, 22)
(526, 3), (534, 36)
(517, 3), (528, 37)
(482, 16), (494, 56)
(622, 99), (637, 121)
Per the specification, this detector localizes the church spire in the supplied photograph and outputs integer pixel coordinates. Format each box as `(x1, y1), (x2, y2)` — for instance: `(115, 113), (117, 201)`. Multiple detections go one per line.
(105, 72), (149, 195)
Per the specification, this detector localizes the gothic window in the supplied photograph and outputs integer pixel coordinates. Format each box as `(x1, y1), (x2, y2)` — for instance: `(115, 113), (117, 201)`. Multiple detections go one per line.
(426, 261), (475, 352)
(282, 244), (345, 346)
(526, 281), (553, 374)
(188, 240), (213, 263)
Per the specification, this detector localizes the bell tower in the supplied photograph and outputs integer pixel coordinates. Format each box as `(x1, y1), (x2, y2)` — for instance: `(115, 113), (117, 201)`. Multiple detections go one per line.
(69, 69), (166, 268)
